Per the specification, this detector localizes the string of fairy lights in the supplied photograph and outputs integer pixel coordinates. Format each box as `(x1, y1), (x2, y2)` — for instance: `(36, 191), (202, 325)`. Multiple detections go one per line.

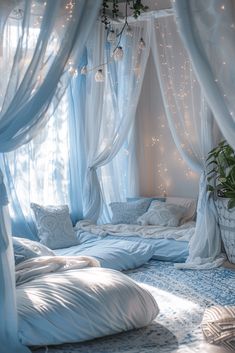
(8, 0), (212, 196)
(142, 14), (200, 196)
(65, 1), (199, 196)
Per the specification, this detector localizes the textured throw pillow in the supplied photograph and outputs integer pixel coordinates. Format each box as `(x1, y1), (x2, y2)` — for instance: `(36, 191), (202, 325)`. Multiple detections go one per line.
(126, 197), (166, 203)
(13, 237), (55, 265)
(31, 203), (78, 249)
(202, 306), (235, 351)
(110, 199), (152, 224)
(166, 197), (197, 224)
(137, 200), (186, 227)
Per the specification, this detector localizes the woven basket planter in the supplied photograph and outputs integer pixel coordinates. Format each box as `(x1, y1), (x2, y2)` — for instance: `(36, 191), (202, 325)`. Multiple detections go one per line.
(215, 198), (235, 264)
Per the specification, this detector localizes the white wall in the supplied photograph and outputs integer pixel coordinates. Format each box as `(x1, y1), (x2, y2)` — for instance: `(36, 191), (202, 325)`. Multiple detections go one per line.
(135, 52), (199, 198)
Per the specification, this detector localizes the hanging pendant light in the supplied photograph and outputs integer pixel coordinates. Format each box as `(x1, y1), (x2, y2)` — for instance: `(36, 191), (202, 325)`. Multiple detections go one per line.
(125, 25), (133, 37)
(80, 66), (88, 75)
(139, 37), (146, 49)
(113, 46), (124, 61)
(95, 69), (104, 82)
(68, 66), (78, 77)
(107, 29), (116, 43)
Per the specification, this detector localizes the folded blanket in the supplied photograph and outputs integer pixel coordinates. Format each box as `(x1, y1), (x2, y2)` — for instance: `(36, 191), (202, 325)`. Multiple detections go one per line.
(75, 220), (195, 241)
(16, 255), (100, 285)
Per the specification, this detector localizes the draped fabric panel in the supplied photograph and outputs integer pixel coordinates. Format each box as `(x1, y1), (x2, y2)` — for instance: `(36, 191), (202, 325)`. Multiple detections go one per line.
(82, 21), (151, 221)
(150, 13), (224, 268)
(1, 95), (71, 240)
(171, 0), (235, 267)
(68, 50), (88, 223)
(0, 1), (101, 351)
(173, 0), (235, 151)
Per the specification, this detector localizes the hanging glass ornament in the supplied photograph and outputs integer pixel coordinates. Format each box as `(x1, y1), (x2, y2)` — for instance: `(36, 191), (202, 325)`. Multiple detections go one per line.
(139, 37), (146, 49)
(95, 69), (104, 82)
(125, 25), (133, 37)
(107, 29), (116, 43)
(113, 46), (124, 61)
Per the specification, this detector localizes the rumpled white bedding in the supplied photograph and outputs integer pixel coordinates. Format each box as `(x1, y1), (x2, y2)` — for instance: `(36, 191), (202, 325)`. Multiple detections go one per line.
(75, 220), (195, 242)
(16, 255), (100, 285)
(17, 256), (159, 346)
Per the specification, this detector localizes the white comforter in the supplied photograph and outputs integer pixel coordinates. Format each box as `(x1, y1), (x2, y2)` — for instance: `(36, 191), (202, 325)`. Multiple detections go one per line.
(16, 255), (100, 285)
(76, 220), (195, 242)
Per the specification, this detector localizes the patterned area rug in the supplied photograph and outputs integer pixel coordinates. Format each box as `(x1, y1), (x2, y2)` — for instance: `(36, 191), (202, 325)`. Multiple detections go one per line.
(33, 261), (235, 353)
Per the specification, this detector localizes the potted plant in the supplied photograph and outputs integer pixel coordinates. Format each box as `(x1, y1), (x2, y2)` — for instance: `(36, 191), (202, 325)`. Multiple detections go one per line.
(207, 140), (235, 263)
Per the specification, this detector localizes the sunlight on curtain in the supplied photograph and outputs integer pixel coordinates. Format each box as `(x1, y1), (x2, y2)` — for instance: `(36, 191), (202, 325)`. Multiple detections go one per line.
(2, 94), (70, 239)
(81, 20), (151, 222)
(0, 12), (72, 239)
(0, 1), (101, 352)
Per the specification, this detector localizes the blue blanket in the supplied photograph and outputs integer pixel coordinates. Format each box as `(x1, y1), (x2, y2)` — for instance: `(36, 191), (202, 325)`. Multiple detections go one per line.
(54, 233), (189, 270)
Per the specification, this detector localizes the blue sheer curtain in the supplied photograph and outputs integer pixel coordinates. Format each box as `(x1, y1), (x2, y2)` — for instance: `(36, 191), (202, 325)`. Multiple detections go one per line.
(79, 20), (151, 221)
(68, 50), (88, 223)
(1, 95), (71, 240)
(0, 1), (101, 351)
(150, 12), (224, 269)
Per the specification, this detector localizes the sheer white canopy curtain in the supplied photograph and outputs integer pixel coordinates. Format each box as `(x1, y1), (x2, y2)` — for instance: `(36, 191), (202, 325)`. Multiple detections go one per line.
(82, 20), (151, 221)
(150, 13), (224, 269)
(0, 1), (101, 352)
(172, 0), (235, 267)
(174, 0), (235, 151)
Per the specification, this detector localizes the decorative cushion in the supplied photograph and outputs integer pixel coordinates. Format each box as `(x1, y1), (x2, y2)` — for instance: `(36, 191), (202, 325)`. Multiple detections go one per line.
(110, 199), (152, 225)
(30, 203), (78, 249)
(17, 267), (159, 346)
(137, 200), (186, 227)
(126, 196), (166, 203)
(54, 238), (155, 271)
(202, 305), (235, 351)
(166, 197), (197, 224)
(13, 237), (55, 265)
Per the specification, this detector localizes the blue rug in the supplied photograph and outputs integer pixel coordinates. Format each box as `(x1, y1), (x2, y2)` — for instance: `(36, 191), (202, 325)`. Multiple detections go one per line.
(34, 261), (235, 353)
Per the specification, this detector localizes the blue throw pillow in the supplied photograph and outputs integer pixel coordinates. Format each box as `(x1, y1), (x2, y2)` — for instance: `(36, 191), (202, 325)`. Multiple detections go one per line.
(55, 238), (155, 271)
(110, 198), (152, 224)
(31, 203), (78, 249)
(13, 237), (55, 265)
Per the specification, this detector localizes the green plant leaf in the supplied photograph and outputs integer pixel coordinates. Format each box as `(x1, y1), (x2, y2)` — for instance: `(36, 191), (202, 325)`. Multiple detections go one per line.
(224, 191), (235, 198)
(207, 160), (218, 166)
(207, 185), (214, 192)
(207, 175), (215, 182)
(228, 199), (235, 210)
(206, 140), (235, 208)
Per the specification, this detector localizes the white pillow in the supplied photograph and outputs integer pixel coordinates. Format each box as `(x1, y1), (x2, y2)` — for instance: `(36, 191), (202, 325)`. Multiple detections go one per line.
(17, 268), (159, 346)
(31, 203), (78, 249)
(166, 197), (197, 224)
(137, 200), (186, 227)
(13, 237), (55, 265)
